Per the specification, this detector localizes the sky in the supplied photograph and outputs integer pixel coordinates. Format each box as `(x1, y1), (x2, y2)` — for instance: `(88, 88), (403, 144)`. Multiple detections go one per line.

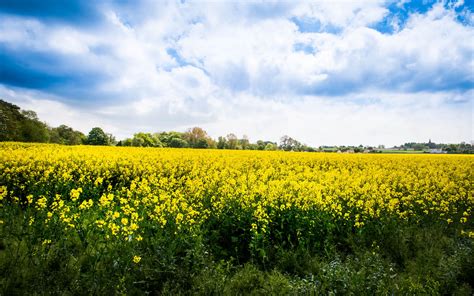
(0, 0), (473, 147)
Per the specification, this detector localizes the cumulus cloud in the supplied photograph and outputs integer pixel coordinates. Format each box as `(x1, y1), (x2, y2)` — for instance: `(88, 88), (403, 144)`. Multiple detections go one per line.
(0, 0), (472, 145)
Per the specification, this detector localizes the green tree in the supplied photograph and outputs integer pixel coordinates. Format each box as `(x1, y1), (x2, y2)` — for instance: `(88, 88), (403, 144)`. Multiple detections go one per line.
(20, 113), (50, 143)
(226, 133), (238, 149)
(0, 99), (23, 141)
(157, 131), (188, 148)
(131, 132), (161, 147)
(169, 137), (188, 148)
(50, 125), (85, 145)
(122, 138), (133, 146)
(279, 135), (301, 151)
(239, 135), (250, 150)
(86, 127), (110, 145)
(264, 143), (277, 151)
(217, 136), (227, 149)
(413, 143), (427, 151)
(0, 100), (49, 142)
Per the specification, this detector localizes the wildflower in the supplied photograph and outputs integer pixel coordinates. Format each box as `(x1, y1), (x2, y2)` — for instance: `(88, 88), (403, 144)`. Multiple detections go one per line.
(95, 177), (104, 186)
(70, 188), (82, 202)
(36, 196), (47, 209)
(79, 199), (93, 210)
(133, 255), (141, 263)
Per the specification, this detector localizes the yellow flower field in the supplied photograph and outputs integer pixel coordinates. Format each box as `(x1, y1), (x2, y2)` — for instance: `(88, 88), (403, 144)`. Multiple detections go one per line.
(0, 142), (473, 294)
(1, 143), (472, 235)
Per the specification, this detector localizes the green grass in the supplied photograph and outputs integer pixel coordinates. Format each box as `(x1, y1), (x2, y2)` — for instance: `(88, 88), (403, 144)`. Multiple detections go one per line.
(1, 212), (472, 295)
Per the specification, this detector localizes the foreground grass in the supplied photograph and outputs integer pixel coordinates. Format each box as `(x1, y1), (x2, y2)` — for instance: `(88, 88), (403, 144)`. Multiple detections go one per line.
(1, 218), (473, 295)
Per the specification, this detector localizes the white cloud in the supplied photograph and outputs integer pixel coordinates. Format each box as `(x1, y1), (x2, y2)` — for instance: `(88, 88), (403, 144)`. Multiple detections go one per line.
(292, 0), (388, 28)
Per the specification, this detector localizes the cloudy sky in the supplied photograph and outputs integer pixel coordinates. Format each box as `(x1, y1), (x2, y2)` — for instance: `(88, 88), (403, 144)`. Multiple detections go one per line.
(0, 0), (472, 146)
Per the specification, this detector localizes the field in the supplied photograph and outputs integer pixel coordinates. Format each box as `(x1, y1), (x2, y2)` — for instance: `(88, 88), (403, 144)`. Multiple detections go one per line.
(1, 143), (473, 295)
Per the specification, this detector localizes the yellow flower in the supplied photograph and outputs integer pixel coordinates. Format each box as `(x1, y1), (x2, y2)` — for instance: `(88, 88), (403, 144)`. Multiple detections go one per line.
(0, 186), (7, 201)
(70, 188), (82, 202)
(96, 219), (105, 228)
(36, 196), (47, 209)
(133, 255), (141, 263)
(79, 199), (94, 210)
(95, 177), (104, 186)
(130, 223), (138, 231)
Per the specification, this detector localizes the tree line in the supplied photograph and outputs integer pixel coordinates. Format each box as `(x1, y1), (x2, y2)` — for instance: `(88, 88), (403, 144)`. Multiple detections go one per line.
(1, 99), (472, 153)
(396, 140), (474, 154)
(0, 100), (283, 150)
(1, 99), (83, 145)
(115, 127), (281, 151)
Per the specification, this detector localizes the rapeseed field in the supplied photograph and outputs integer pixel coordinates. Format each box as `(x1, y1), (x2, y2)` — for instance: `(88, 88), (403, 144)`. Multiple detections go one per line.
(1, 143), (472, 294)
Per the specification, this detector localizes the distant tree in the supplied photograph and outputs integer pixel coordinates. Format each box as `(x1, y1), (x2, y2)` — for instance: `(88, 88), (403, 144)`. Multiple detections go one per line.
(157, 131), (188, 148)
(413, 143), (427, 151)
(21, 114), (50, 143)
(264, 143), (277, 151)
(50, 125), (85, 145)
(0, 100), (50, 142)
(22, 110), (39, 120)
(122, 138), (132, 146)
(0, 100), (23, 141)
(169, 137), (188, 148)
(107, 133), (117, 146)
(226, 133), (238, 149)
(279, 135), (302, 151)
(217, 136), (227, 149)
(280, 135), (291, 151)
(256, 140), (265, 150)
(247, 143), (258, 150)
(131, 136), (145, 147)
(240, 135), (250, 150)
(86, 127), (110, 145)
(131, 132), (161, 147)
(195, 138), (209, 148)
(184, 127), (213, 148)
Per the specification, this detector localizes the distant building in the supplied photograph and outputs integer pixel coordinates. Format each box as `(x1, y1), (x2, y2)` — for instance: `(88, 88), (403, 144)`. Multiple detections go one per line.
(429, 149), (446, 154)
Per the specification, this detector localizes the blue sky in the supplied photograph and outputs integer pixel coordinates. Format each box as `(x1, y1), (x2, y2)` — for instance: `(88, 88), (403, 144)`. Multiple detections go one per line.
(0, 0), (472, 146)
